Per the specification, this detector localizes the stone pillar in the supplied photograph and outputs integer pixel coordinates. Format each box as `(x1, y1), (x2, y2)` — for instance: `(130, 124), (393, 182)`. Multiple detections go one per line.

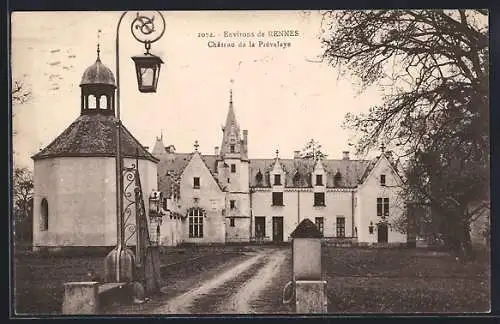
(295, 280), (328, 313)
(289, 218), (328, 313)
(61, 282), (99, 315)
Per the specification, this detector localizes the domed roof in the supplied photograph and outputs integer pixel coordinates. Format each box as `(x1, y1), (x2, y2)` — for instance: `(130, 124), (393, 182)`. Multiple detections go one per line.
(80, 57), (116, 87)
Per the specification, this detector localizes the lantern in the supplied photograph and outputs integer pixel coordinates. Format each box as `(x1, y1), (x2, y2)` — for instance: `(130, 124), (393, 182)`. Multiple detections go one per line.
(149, 190), (163, 219)
(131, 53), (164, 93)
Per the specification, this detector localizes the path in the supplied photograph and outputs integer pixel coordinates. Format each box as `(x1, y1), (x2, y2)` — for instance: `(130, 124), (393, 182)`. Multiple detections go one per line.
(152, 247), (290, 314)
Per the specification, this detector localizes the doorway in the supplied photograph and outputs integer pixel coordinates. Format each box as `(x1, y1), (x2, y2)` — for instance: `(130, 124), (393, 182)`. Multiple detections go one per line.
(377, 223), (388, 243)
(255, 217), (266, 240)
(272, 216), (284, 242)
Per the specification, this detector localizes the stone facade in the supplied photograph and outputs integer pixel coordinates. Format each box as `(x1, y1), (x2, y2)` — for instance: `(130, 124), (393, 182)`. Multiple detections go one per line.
(32, 156), (157, 248)
(155, 95), (408, 245)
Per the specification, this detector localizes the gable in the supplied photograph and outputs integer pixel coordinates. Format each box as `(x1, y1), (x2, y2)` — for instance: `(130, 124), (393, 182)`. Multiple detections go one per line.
(361, 154), (403, 187)
(181, 153), (223, 192)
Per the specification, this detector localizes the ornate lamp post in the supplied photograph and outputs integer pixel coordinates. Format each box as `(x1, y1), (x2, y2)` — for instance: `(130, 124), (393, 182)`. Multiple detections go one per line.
(104, 11), (166, 284)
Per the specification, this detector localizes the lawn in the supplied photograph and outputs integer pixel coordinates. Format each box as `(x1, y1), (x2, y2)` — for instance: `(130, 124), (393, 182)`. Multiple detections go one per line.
(13, 245), (249, 315)
(323, 247), (490, 313)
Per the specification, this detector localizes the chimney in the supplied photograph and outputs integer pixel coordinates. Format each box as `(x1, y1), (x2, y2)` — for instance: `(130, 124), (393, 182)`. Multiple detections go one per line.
(144, 146), (149, 151)
(294, 150), (301, 159)
(214, 146), (219, 155)
(342, 151), (350, 160)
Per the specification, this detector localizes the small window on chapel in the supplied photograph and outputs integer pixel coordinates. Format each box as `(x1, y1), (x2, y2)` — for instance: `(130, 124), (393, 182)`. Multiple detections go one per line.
(380, 174), (386, 186)
(230, 145), (235, 153)
(231, 164), (236, 173)
(230, 218), (235, 227)
(274, 174), (281, 186)
(40, 198), (49, 231)
(193, 177), (200, 188)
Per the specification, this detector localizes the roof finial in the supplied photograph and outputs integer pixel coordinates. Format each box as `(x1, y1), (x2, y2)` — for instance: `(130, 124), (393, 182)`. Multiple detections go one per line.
(96, 29), (102, 60)
(380, 142), (386, 153)
(275, 148), (279, 159)
(229, 78), (234, 104)
(194, 140), (199, 152)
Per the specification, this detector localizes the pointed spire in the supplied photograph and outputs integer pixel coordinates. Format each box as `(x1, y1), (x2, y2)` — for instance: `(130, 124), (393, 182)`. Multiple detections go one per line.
(219, 79), (241, 157)
(152, 133), (166, 156)
(96, 29), (102, 61)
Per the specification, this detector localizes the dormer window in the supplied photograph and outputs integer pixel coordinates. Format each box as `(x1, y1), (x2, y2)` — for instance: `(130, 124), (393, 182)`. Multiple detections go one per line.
(256, 170), (263, 184)
(380, 174), (386, 186)
(293, 172), (301, 186)
(274, 174), (281, 186)
(316, 174), (323, 186)
(334, 171), (342, 187)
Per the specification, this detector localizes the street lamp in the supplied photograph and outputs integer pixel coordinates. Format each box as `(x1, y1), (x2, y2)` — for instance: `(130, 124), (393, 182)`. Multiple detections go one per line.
(104, 11), (166, 284)
(132, 52), (164, 93)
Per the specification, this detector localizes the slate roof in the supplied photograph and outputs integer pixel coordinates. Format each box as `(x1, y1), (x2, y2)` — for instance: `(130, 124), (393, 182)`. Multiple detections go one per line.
(290, 218), (323, 238)
(80, 57), (116, 86)
(249, 158), (370, 188)
(32, 114), (158, 163)
(156, 152), (222, 197)
(155, 151), (373, 197)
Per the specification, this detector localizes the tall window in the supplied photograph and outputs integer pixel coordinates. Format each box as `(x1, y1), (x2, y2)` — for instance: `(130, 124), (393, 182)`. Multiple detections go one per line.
(380, 174), (386, 186)
(230, 218), (235, 227)
(230, 145), (235, 153)
(336, 217), (345, 237)
(314, 192), (325, 206)
(40, 198), (48, 231)
(377, 198), (390, 216)
(272, 192), (283, 206)
(315, 217), (324, 234)
(230, 200), (236, 209)
(231, 164), (236, 173)
(316, 174), (323, 186)
(188, 208), (204, 238)
(274, 174), (281, 185)
(193, 177), (200, 189)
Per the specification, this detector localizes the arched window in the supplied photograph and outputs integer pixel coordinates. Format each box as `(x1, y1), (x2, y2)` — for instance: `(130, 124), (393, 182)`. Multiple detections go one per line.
(88, 95), (97, 109)
(100, 95), (108, 109)
(40, 198), (48, 231)
(293, 172), (301, 186)
(334, 171), (342, 187)
(255, 170), (263, 184)
(188, 208), (204, 238)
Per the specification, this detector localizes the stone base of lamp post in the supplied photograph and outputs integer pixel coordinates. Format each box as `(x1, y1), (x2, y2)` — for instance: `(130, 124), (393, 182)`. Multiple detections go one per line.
(104, 247), (135, 283)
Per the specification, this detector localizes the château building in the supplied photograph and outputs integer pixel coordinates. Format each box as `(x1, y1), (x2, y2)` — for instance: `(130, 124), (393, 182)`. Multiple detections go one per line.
(153, 90), (408, 245)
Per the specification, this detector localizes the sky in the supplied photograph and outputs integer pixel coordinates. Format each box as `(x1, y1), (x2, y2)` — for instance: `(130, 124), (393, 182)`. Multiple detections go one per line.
(11, 10), (385, 169)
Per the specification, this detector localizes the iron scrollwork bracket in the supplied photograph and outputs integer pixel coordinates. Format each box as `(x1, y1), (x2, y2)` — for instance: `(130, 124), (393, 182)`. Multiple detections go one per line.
(123, 164), (138, 246)
(130, 11), (166, 54)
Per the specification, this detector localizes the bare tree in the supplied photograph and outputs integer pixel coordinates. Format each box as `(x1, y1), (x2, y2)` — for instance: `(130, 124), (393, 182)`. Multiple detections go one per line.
(12, 79), (31, 105)
(299, 138), (328, 160)
(321, 10), (489, 259)
(13, 167), (34, 243)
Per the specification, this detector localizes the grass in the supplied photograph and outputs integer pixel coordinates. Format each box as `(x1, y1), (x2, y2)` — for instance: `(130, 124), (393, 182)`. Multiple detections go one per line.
(13, 246), (248, 315)
(323, 247), (490, 313)
(13, 245), (491, 315)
